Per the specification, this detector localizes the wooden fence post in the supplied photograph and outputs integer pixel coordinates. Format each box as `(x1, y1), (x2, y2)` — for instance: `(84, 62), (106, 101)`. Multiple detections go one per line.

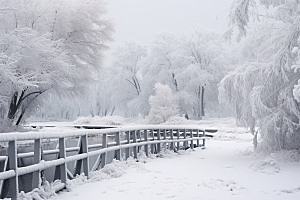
(183, 129), (187, 149)
(115, 132), (121, 160)
(144, 130), (149, 157)
(203, 130), (206, 147)
(132, 131), (138, 159)
(138, 131), (142, 142)
(190, 130), (194, 149)
(32, 139), (41, 190)
(73, 137), (82, 176)
(125, 131), (130, 159)
(81, 135), (89, 177)
(101, 134), (107, 168)
(157, 129), (161, 153)
(59, 138), (67, 184)
(0, 157), (8, 199)
(150, 130), (155, 154)
(177, 129), (180, 151)
(170, 129), (174, 151)
(196, 129), (200, 147)
(8, 140), (18, 200)
(163, 129), (167, 150)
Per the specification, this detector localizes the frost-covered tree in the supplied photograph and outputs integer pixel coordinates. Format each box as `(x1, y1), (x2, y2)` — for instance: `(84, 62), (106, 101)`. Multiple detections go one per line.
(33, 69), (116, 121)
(177, 26), (229, 119)
(140, 31), (182, 116)
(109, 39), (147, 116)
(142, 28), (230, 119)
(0, 0), (113, 129)
(143, 31), (181, 91)
(148, 83), (179, 124)
(219, 0), (300, 151)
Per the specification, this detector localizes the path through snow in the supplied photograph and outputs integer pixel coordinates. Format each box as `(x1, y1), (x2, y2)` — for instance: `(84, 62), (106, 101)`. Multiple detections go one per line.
(52, 138), (300, 200)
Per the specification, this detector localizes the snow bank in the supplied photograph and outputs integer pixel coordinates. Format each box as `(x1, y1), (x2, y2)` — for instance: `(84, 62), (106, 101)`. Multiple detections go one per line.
(13, 180), (60, 200)
(66, 148), (186, 193)
(73, 115), (126, 126)
(249, 157), (280, 175)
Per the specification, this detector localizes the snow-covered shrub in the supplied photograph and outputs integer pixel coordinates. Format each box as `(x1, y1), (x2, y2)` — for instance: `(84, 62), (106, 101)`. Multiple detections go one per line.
(148, 83), (179, 124)
(249, 157), (280, 175)
(17, 180), (58, 200)
(158, 148), (178, 158)
(100, 159), (127, 178)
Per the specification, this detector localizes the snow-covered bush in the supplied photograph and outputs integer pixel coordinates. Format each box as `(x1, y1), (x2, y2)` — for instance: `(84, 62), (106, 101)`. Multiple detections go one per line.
(147, 83), (179, 124)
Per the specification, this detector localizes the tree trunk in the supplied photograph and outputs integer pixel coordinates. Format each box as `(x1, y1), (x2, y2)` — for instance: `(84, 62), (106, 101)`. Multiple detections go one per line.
(7, 89), (44, 125)
(198, 86), (203, 120)
(201, 86), (205, 117)
(16, 110), (25, 126)
(7, 90), (25, 123)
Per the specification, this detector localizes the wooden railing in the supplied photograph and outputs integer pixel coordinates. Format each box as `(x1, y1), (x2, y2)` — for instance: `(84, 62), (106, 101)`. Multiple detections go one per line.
(0, 125), (215, 200)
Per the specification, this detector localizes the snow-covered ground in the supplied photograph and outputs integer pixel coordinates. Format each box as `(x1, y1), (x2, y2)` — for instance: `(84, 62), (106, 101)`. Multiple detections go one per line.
(42, 117), (300, 200)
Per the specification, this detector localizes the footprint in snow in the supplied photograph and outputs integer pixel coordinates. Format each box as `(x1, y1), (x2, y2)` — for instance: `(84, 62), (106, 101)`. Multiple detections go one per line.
(202, 179), (244, 195)
(276, 187), (300, 195)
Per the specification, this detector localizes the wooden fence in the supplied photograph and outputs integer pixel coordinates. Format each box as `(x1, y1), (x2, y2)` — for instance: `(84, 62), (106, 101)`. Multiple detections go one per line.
(0, 125), (215, 200)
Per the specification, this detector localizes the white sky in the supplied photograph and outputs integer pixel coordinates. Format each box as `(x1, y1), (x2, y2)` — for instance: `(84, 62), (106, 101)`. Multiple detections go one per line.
(104, 0), (233, 66)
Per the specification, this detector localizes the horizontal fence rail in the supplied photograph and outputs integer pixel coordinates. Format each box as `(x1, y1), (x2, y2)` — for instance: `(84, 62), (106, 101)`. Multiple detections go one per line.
(0, 125), (217, 200)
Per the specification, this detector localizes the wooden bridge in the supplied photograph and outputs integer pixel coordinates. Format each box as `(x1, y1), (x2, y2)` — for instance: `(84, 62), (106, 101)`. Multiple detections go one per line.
(0, 125), (216, 200)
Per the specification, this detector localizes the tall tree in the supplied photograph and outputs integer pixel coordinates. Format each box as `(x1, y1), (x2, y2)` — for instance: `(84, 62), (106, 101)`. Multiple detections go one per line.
(143, 28), (230, 119)
(109, 39), (147, 116)
(0, 0), (113, 129)
(219, 0), (300, 151)
(177, 26), (228, 119)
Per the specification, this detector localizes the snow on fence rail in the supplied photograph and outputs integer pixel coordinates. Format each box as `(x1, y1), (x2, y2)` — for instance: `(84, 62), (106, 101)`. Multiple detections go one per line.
(0, 125), (216, 200)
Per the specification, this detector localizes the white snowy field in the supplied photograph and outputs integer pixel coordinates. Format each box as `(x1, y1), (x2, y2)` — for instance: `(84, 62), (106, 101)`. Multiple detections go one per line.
(44, 118), (300, 200)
